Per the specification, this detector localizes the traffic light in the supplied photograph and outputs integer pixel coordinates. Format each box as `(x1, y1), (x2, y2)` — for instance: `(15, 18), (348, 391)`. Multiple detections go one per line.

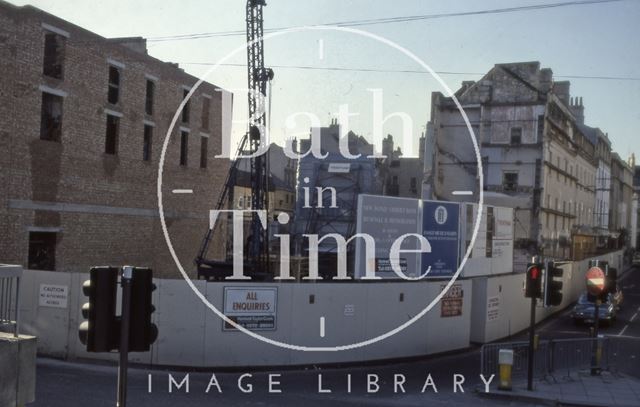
(544, 262), (563, 306)
(605, 266), (617, 297)
(79, 266), (119, 352)
(128, 267), (158, 352)
(525, 263), (543, 298)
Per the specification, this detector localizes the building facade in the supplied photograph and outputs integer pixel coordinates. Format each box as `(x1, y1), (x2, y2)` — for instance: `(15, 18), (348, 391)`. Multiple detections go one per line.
(380, 134), (425, 199)
(427, 61), (598, 260)
(610, 153), (634, 242)
(0, 2), (230, 278)
(591, 128), (612, 235)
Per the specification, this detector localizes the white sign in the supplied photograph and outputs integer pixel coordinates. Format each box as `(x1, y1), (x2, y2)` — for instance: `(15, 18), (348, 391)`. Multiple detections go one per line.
(493, 207), (514, 240)
(344, 304), (355, 316)
(39, 284), (68, 308)
(223, 287), (277, 331)
(487, 296), (500, 321)
(328, 163), (351, 173)
(355, 194), (422, 279)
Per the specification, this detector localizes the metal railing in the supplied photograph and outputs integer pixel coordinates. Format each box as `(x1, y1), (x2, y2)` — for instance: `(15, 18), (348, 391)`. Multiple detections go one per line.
(481, 339), (550, 379)
(0, 265), (22, 337)
(481, 336), (629, 381)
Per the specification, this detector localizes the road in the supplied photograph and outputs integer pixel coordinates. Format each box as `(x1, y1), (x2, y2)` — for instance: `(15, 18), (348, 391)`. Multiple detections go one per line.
(30, 265), (640, 406)
(512, 264), (640, 377)
(34, 353), (529, 407)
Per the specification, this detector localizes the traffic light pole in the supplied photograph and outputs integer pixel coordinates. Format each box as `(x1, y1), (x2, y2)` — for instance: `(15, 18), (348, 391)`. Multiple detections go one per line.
(117, 266), (133, 407)
(591, 299), (601, 376)
(527, 295), (536, 391)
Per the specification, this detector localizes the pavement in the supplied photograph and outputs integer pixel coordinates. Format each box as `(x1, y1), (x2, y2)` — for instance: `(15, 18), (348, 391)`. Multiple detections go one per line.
(479, 370), (640, 407)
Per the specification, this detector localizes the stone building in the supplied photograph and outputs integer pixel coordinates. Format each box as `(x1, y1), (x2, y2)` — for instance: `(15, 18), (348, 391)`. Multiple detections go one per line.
(291, 121), (379, 278)
(0, 2), (230, 278)
(590, 127), (612, 236)
(610, 153), (634, 243)
(380, 134), (425, 199)
(426, 61), (598, 260)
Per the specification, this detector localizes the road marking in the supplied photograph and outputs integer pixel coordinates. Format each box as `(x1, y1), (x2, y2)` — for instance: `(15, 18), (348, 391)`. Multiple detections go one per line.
(618, 324), (629, 336)
(320, 316), (325, 338)
(172, 189), (193, 194)
(452, 190), (473, 196)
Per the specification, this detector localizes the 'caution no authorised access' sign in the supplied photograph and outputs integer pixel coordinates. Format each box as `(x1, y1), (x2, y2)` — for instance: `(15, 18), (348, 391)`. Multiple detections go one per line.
(39, 284), (68, 308)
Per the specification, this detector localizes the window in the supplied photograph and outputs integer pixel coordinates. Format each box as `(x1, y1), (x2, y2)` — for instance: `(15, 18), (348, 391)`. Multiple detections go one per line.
(182, 89), (190, 123)
(180, 131), (189, 166)
(143, 125), (153, 161)
(510, 127), (522, 145)
(392, 175), (398, 185)
(145, 80), (154, 115)
(503, 172), (518, 192)
(200, 136), (208, 169)
(105, 114), (119, 155)
(28, 231), (57, 271)
(43, 32), (65, 79)
(201, 97), (210, 130)
(537, 115), (544, 140)
(410, 177), (417, 192)
(108, 66), (120, 104)
(40, 92), (63, 141)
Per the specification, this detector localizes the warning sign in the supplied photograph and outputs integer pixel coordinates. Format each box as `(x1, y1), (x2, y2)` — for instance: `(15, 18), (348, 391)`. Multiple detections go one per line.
(487, 296), (500, 321)
(39, 284), (68, 308)
(440, 283), (463, 317)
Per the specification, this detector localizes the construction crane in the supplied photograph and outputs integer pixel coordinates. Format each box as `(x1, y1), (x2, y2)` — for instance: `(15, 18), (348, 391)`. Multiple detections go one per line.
(195, 0), (274, 280)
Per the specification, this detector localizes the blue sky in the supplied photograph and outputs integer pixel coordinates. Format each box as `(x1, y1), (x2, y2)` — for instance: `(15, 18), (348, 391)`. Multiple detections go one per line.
(10, 0), (640, 160)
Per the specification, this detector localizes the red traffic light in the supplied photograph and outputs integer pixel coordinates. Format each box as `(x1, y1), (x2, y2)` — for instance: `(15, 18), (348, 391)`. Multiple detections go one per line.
(529, 266), (540, 280)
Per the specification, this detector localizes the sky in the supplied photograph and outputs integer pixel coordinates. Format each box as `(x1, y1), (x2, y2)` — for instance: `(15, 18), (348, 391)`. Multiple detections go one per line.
(9, 0), (640, 160)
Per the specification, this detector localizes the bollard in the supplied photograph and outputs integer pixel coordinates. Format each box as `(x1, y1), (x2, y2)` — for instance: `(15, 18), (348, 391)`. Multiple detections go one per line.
(498, 349), (514, 391)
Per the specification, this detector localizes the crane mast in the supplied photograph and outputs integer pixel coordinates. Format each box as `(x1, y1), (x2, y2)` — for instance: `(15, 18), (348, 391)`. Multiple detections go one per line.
(195, 0), (273, 279)
(246, 0), (273, 274)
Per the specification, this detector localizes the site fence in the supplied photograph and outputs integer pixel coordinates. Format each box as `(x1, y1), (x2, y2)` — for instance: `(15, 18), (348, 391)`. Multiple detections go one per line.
(0, 265), (21, 337)
(481, 336), (639, 380)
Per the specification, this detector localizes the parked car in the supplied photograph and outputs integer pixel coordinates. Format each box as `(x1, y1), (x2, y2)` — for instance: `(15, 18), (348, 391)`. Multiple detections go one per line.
(570, 292), (617, 326)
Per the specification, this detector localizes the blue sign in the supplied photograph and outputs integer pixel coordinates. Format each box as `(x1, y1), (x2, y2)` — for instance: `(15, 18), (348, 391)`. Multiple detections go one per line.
(421, 201), (460, 278)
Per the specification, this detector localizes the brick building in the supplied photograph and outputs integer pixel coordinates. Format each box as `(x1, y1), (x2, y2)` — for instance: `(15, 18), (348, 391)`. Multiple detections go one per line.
(0, 2), (230, 278)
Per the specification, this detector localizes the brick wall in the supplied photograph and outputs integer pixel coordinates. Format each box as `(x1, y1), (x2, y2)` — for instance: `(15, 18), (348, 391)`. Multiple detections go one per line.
(0, 2), (230, 278)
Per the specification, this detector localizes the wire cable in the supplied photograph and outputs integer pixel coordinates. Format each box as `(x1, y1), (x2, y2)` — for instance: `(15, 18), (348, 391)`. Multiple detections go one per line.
(147, 0), (632, 42)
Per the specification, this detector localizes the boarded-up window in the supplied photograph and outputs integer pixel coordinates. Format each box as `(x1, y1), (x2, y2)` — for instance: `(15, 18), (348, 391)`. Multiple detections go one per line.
(43, 33), (65, 79)
(510, 127), (522, 145)
(201, 97), (211, 129)
(40, 92), (63, 142)
(108, 66), (120, 104)
(200, 136), (208, 168)
(105, 115), (119, 155)
(145, 80), (154, 115)
(503, 172), (518, 192)
(180, 131), (188, 166)
(28, 232), (57, 271)
(182, 89), (190, 123)
(143, 125), (153, 161)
